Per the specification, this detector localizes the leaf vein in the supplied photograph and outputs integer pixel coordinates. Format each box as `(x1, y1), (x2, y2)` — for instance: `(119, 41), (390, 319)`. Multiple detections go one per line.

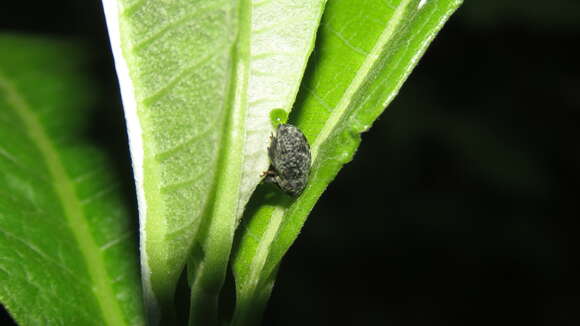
(0, 228), (89, 286)
(154, 124), (215, 160)
(140, 45), (226, 104)
(100, 231), (134, 252)
(80, 182), (122, 205)
(130, 0), (228, 51)
(159, 170), (207, 193)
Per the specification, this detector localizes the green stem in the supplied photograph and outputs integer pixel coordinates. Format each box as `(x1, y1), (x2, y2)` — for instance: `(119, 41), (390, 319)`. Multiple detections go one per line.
(231, 278), (275, 326)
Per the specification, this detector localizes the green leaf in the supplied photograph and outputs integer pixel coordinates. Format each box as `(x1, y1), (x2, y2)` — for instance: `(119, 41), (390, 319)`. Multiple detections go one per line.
(236, 0), (328, 218)
(231, 0), (463, 323)
(187, 1), (326, 325)
(102, 0), (326, 323)
(0, 35), (144, 325)
(102, 0), (238, 320)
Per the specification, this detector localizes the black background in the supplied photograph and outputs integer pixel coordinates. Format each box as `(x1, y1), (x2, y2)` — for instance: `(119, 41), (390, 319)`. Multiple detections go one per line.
(2, 0), (580, 325)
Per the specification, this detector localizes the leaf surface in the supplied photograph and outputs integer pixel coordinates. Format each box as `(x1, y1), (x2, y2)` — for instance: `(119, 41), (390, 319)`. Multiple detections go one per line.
(103, 0), (326, 322)
(231, 0), (463, 323)
(102, 0), (237, 319)
(237, 0), (328, 219)
(0, 35), (144, 326)
(187, 0), (326, 324)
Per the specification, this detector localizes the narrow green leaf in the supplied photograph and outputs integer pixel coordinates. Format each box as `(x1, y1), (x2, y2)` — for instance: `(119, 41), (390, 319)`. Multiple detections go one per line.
(187, 1), (326, 324)
(0, 35), (144, 325)
(232, 0), (463, 323)
(102, 0), (237, 320)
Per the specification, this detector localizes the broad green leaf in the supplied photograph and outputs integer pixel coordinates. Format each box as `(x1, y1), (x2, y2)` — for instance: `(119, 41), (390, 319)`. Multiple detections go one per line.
(0, 35), (144, 325)
(102, 0), (237, 320)
(231, 0), (463, 323)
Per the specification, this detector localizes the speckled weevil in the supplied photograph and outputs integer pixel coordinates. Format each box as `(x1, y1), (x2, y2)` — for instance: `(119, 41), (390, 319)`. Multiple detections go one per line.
(263, 123), (311, 197)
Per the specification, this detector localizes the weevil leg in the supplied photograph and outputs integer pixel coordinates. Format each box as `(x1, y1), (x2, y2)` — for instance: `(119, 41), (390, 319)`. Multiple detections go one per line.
(261, 169), (276, 177)
(261, 169), (277, 183)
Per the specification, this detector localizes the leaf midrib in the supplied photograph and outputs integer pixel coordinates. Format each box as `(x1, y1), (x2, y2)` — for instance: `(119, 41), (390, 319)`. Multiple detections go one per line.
(310, 0), (413, 161)
(0, 72), (127, 326)
(188, 0), (252, 323)
(239, 207), (283, 295)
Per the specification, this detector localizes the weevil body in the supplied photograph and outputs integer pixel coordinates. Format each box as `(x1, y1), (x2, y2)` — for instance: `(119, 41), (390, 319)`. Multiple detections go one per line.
(264, 124), (311, 197)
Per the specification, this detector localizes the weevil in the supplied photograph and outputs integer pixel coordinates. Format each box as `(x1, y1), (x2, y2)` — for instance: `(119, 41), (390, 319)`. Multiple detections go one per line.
(263, 123), (311, 197)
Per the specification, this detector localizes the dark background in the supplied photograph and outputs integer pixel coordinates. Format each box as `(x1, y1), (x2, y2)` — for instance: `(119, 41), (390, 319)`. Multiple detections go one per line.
(2, 0), (580, 325)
